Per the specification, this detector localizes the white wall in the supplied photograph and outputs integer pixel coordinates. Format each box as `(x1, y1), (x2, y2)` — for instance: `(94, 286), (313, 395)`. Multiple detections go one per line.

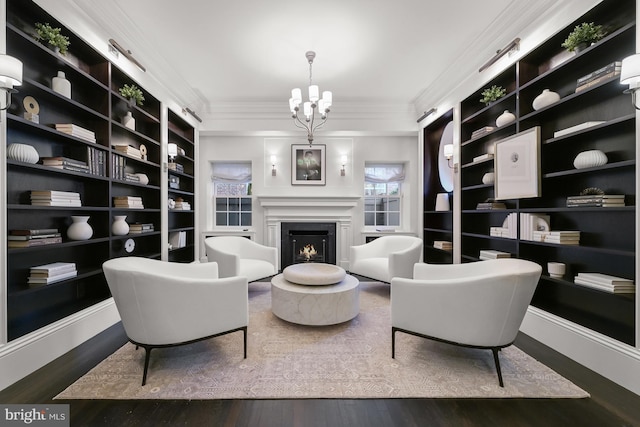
(197, 133), (420, 249)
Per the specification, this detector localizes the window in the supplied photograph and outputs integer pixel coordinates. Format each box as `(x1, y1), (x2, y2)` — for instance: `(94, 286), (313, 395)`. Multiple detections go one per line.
(364, 164), (404, 228)
(212, 162), (252, 227)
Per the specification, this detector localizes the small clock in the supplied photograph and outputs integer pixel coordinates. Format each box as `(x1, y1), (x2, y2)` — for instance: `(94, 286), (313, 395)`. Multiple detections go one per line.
(124, 238), (135, 253)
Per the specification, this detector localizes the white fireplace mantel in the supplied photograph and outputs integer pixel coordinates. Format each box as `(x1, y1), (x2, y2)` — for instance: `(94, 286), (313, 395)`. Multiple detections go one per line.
(258, 196), (361, 269)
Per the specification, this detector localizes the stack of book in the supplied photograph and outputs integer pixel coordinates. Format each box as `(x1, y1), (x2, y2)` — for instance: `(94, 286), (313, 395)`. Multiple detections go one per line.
(113, 144), (142, 159)
(471, 126), (495, 139)
(173, 199), (191, 210)
(519, 213), (551, 241)
(129, 223), (154, 234)
(477, 201), (506, 210)
(472, 153), (494, 163)
(168, 162), (184, 173)
(8, 228), (62, 248)
(553, 121), (605, 138)
(30, 190), (81, 207)
(575, 61), (622, 93)
(113, 196), (144, 209)
(567, 194), (625, 208)
(169, 231), (187, 249)
(125, 173), (141, 183)
(40, 156), (89, 173)
(54, 123), (96, 143)
(479, 250), (511, 260)
(433, 240), (452, 251)
(573, 272), (635, 294)
(532, 230), (580, 245)
(489, 212), (518, 239)
(28, 262), (77, 286)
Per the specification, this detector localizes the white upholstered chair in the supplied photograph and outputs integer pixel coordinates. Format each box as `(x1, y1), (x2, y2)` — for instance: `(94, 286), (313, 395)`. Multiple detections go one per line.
(102, 256), (248, 386)
(391, 258), (542, 387)
(349, 235), (423, 282)
(204, 236), (278, 282)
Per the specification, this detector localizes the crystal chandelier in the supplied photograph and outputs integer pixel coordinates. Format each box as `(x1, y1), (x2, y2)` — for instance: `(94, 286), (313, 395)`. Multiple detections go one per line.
(288, 51), (332, 144)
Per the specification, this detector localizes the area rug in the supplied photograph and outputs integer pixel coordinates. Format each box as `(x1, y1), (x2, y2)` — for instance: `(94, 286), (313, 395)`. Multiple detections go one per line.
(55, 282), (588, 400)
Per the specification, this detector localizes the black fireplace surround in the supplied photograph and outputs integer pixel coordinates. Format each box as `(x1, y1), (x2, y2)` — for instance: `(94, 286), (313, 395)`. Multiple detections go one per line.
(280, 222), (337, 269)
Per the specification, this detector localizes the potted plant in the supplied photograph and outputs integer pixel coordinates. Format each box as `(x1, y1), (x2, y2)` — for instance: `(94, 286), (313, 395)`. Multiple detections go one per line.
(119, 84), (145, 107)
(561, 22), (605, 52)
(480, 85), (506, 105)
(34, 22), (70, 55)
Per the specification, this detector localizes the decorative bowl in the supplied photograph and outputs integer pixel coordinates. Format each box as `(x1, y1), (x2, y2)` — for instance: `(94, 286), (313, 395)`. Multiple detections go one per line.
(7, 143), (39, 164)
(573, 149), (608, 169)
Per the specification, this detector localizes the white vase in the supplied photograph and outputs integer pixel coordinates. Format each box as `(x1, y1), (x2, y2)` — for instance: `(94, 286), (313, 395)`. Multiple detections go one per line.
(573, 150), (608, 169)
(496, 110), (515, 127)
(435, 193), (450, 211)
(6, 143), (39, 164)
(532, 89), (560, 110)
(123, 111), (136, 130)
(52, 71), (71, 98)
(112, 215), (129, 236)
(67, 216), (93, 240)
(482, 172), (495, 184)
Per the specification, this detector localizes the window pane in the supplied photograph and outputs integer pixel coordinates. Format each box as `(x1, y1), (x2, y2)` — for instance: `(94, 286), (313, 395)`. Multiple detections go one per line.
(376, 212), (387, 225)
(228, 213), (239, 226)
(215, 198), (227, 211)
(241, 213), (252, 226)
(228, 198), (240, 211)
(388, 182), (400, 195)
(388, 197), (400, 211)
(216, 212), (227, 226)
(375, 198), (386, 212)
(388, 212), (400, 226)
(374, 183), (386, 195)
(364, 197), (375, 212)
(241, 197), (252, 211)
(364, 212), (375, 226)
(364, 183), (376, 196)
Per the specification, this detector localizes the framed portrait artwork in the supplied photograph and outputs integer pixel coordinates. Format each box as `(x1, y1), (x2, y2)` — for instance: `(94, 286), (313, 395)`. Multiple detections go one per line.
(291, 144), (326, 185)
(494, 127), (541, 200)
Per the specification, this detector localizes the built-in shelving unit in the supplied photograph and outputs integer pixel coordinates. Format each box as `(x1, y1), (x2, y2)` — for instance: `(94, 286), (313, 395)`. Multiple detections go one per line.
(167, 109), (196, 262)
(422, 109), (454, 264)
(3, 0), (195, 341)
(458, 0), (636, 345)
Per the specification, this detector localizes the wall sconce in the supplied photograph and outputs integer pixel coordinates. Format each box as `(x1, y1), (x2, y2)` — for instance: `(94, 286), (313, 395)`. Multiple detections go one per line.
(444, 144), (454, 168)
(621, 54), (640, 109)
(0, 54), (23, 111)
(340, 155), (348, 176)
(270, 155), (277, 176)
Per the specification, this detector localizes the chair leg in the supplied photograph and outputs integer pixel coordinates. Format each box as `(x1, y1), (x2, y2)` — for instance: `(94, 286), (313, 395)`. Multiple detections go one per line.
(142, 347), (153, 386)
(491, 347), (504, 387)
(243, 326), (247, 359)
(391, 327), (397, 359)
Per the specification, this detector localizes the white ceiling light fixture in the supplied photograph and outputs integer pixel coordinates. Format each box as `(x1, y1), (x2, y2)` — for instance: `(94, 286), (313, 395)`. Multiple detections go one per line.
(288, 51), (332, 145)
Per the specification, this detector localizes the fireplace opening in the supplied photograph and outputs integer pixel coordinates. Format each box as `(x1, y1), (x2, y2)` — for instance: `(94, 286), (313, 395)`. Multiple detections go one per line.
(281, 222), (336, 269)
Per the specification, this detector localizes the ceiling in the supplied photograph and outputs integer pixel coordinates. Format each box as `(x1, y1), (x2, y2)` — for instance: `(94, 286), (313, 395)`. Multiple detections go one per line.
(40, 0), (571, 129)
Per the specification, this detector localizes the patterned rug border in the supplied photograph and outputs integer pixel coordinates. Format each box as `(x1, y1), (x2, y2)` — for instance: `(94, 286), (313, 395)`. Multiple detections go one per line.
(55, 282), (589, 400)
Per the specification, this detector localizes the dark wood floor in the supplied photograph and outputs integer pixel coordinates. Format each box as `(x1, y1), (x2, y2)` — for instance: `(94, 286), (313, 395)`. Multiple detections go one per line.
(1, 322), (640, 427)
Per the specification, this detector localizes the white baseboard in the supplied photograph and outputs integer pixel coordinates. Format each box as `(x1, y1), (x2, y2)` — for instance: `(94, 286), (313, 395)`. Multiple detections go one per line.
(521, 306), (640, 396)
(0, 299), (120, 391)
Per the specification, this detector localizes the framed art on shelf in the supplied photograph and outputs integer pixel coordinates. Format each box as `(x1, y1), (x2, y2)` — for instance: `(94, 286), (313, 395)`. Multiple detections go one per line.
(291, 144), (326, 185)
(494, 127), (541, 200)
